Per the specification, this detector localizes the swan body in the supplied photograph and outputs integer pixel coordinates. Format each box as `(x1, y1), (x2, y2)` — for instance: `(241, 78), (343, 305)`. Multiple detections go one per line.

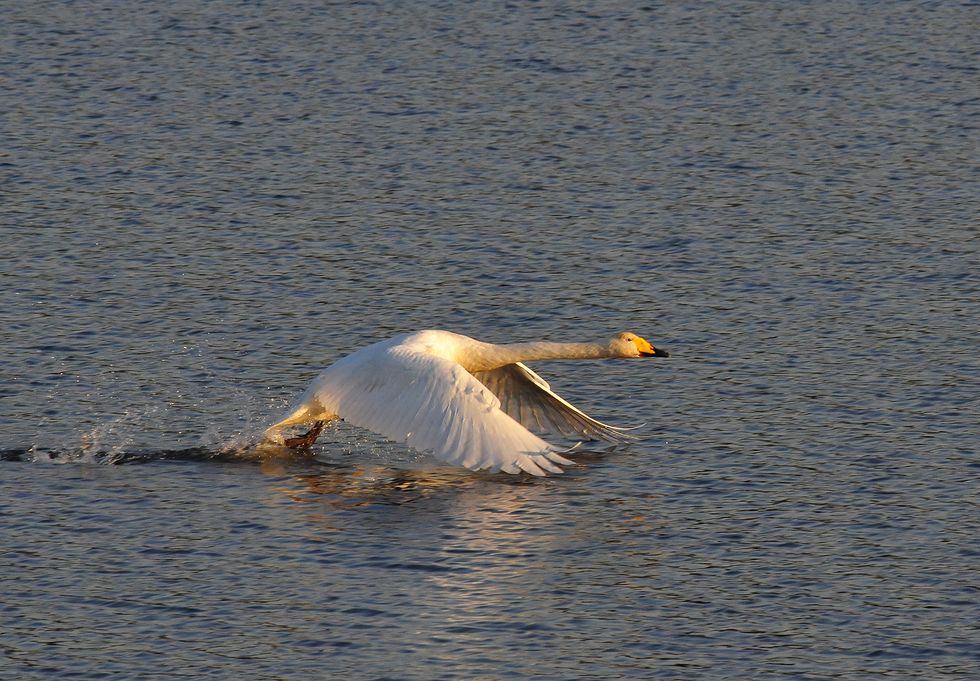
(264, 330), (669, 476)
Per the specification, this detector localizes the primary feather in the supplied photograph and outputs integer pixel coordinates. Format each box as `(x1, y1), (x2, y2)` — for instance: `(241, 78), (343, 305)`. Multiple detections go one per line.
(264, 329), (668, 475)
(471, 363), (636, 444)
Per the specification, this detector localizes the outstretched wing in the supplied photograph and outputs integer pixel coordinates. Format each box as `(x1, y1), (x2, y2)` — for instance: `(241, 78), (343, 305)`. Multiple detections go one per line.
(471, 363), (636, 443)
(309, 348), (576, 475)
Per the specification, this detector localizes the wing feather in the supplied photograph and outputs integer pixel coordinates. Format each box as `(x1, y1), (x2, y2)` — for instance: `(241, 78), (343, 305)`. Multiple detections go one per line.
(471, 363), (636, 443)
(307, 347), (571, 475)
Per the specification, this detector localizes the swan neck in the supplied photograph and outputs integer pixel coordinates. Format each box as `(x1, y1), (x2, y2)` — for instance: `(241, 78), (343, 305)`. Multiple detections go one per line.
(476, 341), (610, 370)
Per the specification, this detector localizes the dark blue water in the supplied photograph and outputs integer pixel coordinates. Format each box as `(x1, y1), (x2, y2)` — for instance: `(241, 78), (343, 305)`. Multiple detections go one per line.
(2, 1), (978, 678)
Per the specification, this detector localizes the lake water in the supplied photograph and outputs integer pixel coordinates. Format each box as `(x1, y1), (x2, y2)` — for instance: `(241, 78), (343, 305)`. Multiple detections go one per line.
(2, 1), (978, 678)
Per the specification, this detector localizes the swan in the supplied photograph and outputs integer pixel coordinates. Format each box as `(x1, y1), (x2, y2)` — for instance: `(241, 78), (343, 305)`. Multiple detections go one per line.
(263, 330), (669, 476)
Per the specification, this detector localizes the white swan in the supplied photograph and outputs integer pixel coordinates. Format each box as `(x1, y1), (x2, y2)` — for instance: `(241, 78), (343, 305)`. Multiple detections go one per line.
(264, 330), (669, 476)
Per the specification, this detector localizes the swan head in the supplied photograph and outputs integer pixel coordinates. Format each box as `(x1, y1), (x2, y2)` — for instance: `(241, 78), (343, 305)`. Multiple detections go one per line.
(610, 331), (669, 358)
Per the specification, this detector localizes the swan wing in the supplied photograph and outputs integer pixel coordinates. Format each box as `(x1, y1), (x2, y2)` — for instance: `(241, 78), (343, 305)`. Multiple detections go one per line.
(471, 363), (636, 443)
(311, 348), (576, 475)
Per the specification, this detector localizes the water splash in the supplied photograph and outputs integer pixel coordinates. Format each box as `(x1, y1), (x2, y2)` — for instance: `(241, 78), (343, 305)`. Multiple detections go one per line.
(80, 405), (170, 463)
(7, 388), (288, 465)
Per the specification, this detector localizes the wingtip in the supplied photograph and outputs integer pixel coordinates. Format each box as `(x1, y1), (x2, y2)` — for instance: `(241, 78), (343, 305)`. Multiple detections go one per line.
(608, 422), (646, 433)
(508, 448), (575, 476)
(516, 457), (549, 476)
(589, 424), (642, 443)
(545, 451), (576, 466)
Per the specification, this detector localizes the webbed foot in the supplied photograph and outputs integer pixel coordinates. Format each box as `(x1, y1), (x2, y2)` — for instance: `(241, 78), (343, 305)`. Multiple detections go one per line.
(283, 421), (325, 449)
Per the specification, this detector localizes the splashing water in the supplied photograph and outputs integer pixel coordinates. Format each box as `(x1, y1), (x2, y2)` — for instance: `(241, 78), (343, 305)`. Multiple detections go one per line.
(11, 390), (291, 465)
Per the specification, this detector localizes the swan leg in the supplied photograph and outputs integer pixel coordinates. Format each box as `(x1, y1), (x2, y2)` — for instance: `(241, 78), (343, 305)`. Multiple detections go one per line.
(268, 405), (312, 431)
(283, 421), (325, 449)
(263, 400), (334, 446)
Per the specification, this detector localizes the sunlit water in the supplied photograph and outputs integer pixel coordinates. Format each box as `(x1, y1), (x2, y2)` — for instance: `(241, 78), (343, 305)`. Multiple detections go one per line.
(2, 1), (978, 679)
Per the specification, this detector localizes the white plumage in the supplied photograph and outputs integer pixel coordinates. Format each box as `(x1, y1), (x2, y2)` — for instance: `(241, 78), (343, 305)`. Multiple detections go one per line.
(264, 329), (668, 475)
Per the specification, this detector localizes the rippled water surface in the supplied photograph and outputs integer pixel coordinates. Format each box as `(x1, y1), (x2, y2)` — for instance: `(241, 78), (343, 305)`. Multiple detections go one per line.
(2, 1), (978, 679)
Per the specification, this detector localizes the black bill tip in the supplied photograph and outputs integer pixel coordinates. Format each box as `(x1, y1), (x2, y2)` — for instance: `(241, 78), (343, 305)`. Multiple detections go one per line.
(641, 347), (670, 358)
